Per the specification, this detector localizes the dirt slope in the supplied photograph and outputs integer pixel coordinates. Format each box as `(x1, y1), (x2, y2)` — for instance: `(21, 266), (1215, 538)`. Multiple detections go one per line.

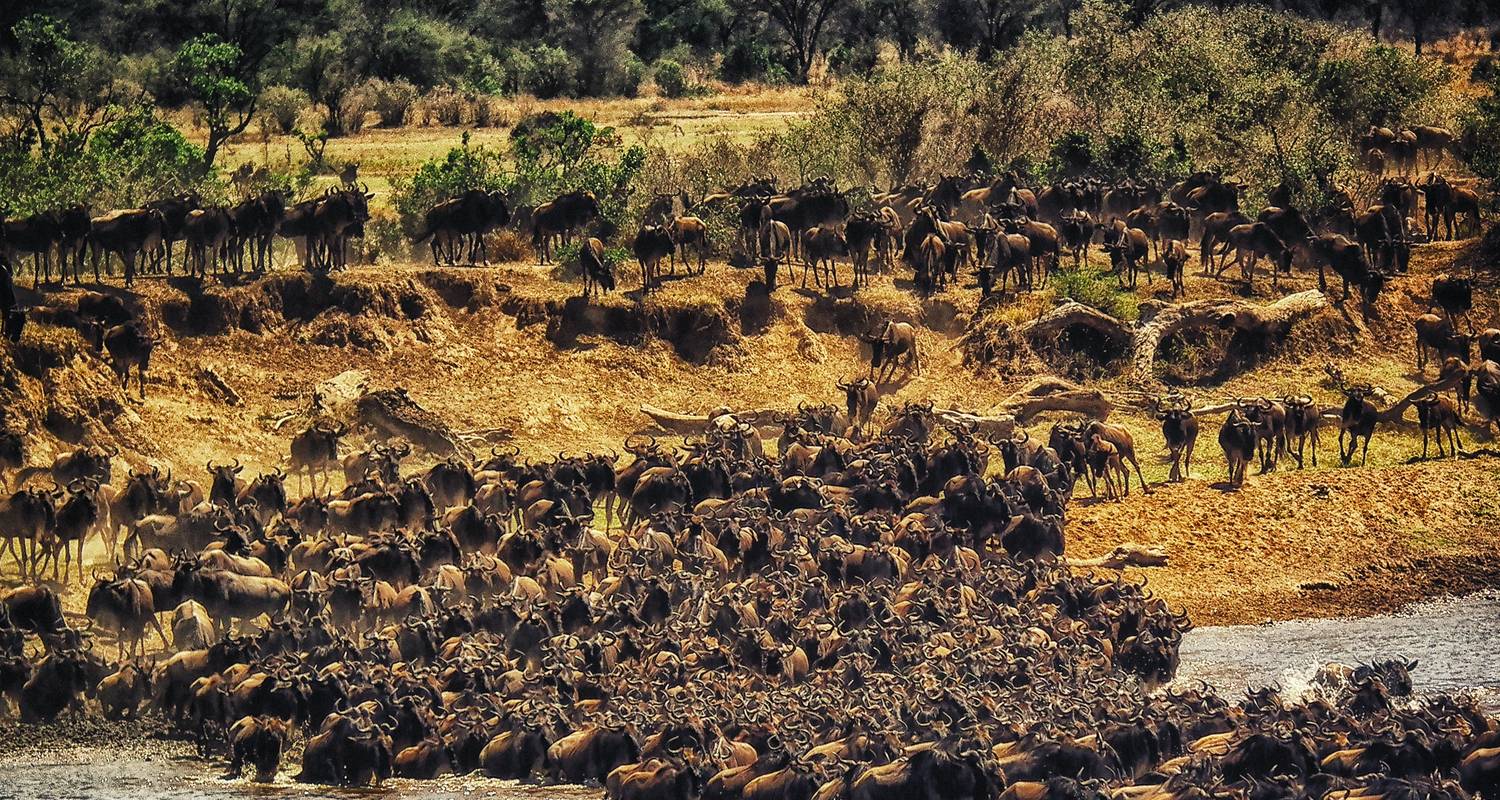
(4, 240), (1498, 626)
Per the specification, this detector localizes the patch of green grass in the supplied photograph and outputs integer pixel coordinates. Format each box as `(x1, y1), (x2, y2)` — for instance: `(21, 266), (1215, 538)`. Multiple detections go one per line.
(1052, 265), (1139, 321)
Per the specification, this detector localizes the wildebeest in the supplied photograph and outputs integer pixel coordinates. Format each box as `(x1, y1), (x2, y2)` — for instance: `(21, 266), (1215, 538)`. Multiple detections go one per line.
(836, 377), (879, 431)
(87, 573), (167, 657)
(1161, 239), (1188, 298)
(668, 216), (708, 275)
(1218, 407), (1257, 487)
(89, 208), (167, 285)
(533, 191), (600, 264)
(1283, 395), (1320, 469)
(1155, 394), (1197, 482)
(94, 320), (155, 398)
(802, 226), (848, 288)
(1307, 234), (1383, 315)
(415, 189), (511, 265)
(1057, 210), (1095, 268)
(182, 206), (232, 277)
(3, 212), (60, 287)
(579, 237), (615, 298)
(1414, 313), (1470, 373)
(1413, 391), (1461, 459)
(861, 321), (920, 383)
(1224, 222), (1289, 291)
(290, 422), (345, 493)
(1101, 219), (1150, 288)
(1430, 274), (1475, 334)
(633, 225), (674, 293)
(1337, 383), (1379, 466)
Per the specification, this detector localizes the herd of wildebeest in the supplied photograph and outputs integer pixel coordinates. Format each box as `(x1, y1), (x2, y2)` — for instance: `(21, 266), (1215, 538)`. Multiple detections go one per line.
(1, 401), (1499, 799)
(0, 123), (1499, 797)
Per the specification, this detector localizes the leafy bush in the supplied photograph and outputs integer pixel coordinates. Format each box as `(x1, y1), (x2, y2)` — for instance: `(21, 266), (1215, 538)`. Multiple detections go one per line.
(338, 84), (374, 134)
(421, 86), (468, 126)
(654, 59), (692, 98)
(529, 46), (579, 99)
(0, 105), (212, 214)
(258, 85), (309, 135)
(1460, 74), (1500, 192)
(470, 93), (509, 128)
(362, 210), (410, 263)
(368, 79), (420, 127)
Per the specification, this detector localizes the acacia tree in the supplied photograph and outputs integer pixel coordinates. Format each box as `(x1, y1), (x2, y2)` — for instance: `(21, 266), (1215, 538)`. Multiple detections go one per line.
(171, 34), (256, 169)
(751, 0), (846, 82)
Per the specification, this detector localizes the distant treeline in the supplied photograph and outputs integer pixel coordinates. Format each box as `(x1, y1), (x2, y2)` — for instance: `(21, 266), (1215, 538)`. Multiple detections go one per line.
(1, 0), (1496, 106)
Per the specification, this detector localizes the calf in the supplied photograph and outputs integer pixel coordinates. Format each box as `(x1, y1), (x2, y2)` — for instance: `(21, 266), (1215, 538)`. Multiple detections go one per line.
(1413, 392), (1461, 459)
(1161, 239), (1188, 298)
(802, 226), (848, 288)
(1085, 420), (1149, 496)
(95, 320), (155, 399)
(97, 661), (151, 720)
(669, 216), (708, 275)
(1086, 434), (1128, 501)
(632, 225), (674, 293)
(579, 237), (615, 299)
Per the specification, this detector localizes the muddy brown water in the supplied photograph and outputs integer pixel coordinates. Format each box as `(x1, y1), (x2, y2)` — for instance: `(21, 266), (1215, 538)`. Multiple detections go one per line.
(2, 591), (1497, 799)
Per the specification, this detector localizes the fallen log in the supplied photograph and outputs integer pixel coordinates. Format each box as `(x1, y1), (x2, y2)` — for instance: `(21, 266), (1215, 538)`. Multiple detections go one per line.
(1128, 290), (1330, 387)
(1067, 543), (1169, 570)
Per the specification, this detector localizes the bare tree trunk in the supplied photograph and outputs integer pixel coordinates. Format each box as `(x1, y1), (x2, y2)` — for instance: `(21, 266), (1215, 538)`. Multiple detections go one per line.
(1128, 291), (1329, 388)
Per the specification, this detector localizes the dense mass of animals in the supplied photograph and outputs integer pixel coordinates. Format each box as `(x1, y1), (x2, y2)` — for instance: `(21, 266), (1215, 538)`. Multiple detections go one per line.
(0, 399), (1498, 797)
(0, 123), (1479, 314)
(1, 123), (1499, 798)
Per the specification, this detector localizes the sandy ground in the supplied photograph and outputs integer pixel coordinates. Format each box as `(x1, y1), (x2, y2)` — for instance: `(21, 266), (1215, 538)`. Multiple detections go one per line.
(5, 237), (1499, 628)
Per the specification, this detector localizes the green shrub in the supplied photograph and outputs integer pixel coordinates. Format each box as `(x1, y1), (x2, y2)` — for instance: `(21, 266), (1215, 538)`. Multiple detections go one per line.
(259, 85), (309, 135)
(1051, 266), (1137, 321)
(654, 59), (691, 98)
(368, 79), (420, 127)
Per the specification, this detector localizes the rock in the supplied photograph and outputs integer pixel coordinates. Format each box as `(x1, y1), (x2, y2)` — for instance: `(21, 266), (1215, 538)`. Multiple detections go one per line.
(313, 369), (370, 416)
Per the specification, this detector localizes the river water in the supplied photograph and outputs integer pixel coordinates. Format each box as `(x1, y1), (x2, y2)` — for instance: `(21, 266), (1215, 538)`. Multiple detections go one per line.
(2, 591), (1498, 799)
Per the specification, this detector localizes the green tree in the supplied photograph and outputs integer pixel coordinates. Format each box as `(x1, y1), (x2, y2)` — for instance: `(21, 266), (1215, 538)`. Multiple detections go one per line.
(170, 34), (257, 169)
(751, 0), (847, 82)
(291, 34), (361, 136)
(0, 14), (131, 153)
